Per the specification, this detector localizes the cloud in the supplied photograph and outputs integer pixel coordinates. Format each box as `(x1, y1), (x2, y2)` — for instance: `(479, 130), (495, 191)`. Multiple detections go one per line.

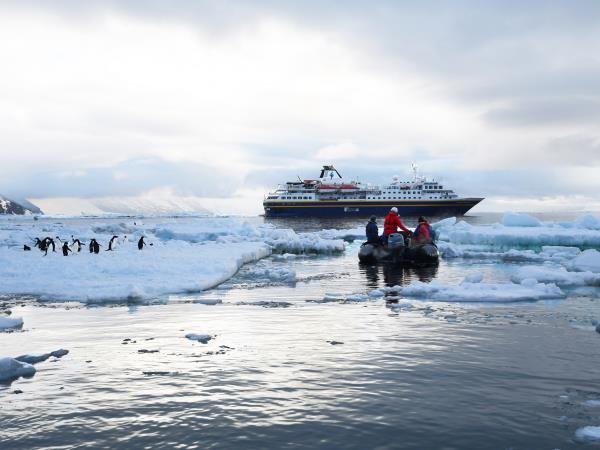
(1, 1), (600, 212)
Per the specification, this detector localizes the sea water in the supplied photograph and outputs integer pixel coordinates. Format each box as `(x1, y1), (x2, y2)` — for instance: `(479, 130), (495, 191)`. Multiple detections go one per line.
(2, 213), (600, 449)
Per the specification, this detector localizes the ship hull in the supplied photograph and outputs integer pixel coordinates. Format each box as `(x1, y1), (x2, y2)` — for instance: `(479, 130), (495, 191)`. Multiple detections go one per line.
(263, 198), (484, 217)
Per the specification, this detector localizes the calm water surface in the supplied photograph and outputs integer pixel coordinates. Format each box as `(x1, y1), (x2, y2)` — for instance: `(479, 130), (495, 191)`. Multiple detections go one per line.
(2, 213), (600, 449)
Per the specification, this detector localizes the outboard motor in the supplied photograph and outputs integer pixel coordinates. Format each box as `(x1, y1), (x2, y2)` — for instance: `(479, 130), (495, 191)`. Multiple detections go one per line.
(388, 233), (405, 249)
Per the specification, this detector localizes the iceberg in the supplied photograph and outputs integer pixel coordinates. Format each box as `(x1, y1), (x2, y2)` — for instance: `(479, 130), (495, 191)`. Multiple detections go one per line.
(502, 212), (541, 227)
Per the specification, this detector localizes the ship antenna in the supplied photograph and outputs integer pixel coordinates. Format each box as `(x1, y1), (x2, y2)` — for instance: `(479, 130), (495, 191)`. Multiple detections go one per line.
(412, 163), (418, 181)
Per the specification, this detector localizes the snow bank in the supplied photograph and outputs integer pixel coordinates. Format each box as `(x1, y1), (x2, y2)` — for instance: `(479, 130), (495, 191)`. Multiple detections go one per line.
(400, 280), (565, 302)
(0, 315), (23, 330)
(0, 357), (35, 382)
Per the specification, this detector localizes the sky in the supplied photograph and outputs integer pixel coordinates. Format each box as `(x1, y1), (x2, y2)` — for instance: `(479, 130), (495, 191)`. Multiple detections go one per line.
(1, 1), (600, 215)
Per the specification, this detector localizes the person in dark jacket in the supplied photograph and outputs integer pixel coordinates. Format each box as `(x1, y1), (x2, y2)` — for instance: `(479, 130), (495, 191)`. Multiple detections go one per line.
(365, 216), (380, 244)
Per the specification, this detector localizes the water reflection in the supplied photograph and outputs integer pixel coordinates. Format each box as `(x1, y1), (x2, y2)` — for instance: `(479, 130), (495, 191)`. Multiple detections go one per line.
(360, 263), (439, 289)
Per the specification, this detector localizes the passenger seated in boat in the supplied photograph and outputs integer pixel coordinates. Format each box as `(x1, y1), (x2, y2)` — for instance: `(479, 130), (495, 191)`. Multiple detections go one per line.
(413, 216), (432, 244)
(382, 207), (411, 245)
(365, 216), (380, 244)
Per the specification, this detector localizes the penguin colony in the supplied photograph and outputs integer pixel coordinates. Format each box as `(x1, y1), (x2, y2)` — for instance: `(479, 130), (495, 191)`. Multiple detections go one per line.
(27, 235), (150, 256)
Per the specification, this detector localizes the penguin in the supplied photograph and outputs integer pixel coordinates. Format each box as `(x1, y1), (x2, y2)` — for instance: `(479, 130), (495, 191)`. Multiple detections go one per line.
(34, 238), (45, 252)
(62, 242), (72, 256)
(93, 240), (101, 254)
(137, 236), (146, 250)
(89, 239), (95, 253)
(121, 235), (129, 246)
(71, 236), (83, 252)
(106, 235), (118, 251)
(23, 245), (31, 251)
(44, 237), (56, 253)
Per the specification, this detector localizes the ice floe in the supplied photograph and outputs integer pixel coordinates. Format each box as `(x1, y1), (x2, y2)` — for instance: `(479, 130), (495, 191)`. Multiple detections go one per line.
(0, 315), (23, 330)
(15, 349), (69, 364)
(434, 214), (600, 248)
(185, 333), (213, 343)
(575, 426), (600, 441)
(399, 280), (565, 302)
(570, 249), (600, 273)
(512, 266), (600, 287)
(0, 217), (348, 301)
(0, 357), (36, 382)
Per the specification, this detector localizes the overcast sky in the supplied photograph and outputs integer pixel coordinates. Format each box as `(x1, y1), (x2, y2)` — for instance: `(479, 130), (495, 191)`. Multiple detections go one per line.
(1, 1), (600, 214)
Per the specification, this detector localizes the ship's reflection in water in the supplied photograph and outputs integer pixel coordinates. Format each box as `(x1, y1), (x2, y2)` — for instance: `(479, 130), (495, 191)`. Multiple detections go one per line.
(360, 263), (438, 290)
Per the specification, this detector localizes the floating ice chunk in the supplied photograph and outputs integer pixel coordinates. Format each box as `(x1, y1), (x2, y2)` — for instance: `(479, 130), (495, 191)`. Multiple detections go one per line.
(571, 249), (600, 273)
(368, 289), (385, 297)
(185, 333), (213, 343)
(345, 293), (369, 302)
(16, 349), (69, 364)
(245, 267), (296, 282)
(541, 246), (581, 258)
(576, 426), (600, 441)
(193, 298), (222, 305)
(502, 213), (541, 227)
(462, 273), (483, 284)
(512, 266), (600, 287)
(0, 316), (23, 330)
(400, 280), (565, 302)
(584, 400), (600, 407)
(0, 357), (36, 382)
(323, 292), (346, 301)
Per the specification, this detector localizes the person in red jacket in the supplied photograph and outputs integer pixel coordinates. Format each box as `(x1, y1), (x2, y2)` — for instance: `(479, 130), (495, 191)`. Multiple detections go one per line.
(382, 207), (411, 244)
(413, 216), (432, 244)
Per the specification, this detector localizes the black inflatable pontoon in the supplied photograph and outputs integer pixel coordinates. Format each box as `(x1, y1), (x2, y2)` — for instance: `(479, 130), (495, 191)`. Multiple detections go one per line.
(358, 233), (439, 266)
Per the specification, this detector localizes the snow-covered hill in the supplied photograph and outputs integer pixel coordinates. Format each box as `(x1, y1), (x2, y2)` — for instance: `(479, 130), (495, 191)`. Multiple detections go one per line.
(0, 195), (42, 215)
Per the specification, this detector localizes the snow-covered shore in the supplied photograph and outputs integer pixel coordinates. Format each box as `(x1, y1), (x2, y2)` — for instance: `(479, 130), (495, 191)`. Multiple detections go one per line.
(0, 218), (344, 302)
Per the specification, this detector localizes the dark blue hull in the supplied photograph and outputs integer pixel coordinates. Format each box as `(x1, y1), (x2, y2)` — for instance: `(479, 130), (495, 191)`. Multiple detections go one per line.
(263, 198), (484, 217)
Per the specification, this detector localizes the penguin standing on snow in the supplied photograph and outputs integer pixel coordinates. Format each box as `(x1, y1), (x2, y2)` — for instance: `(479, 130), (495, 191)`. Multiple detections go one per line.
(137, 236), (146, 250)
(89, 238), (101, 254)
(62, 242), (72, 256)
(23, 245), (31, 251)
(71, 236), (83, 252)
(106, 235), (119, 251)
(44, 237), (56, 253)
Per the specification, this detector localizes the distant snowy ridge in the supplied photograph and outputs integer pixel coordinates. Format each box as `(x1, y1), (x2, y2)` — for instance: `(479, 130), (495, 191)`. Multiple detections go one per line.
(0, 195), (42, 215)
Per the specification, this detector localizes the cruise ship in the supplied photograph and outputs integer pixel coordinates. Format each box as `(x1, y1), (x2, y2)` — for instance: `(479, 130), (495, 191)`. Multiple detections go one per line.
(263, 165), (483, 217)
